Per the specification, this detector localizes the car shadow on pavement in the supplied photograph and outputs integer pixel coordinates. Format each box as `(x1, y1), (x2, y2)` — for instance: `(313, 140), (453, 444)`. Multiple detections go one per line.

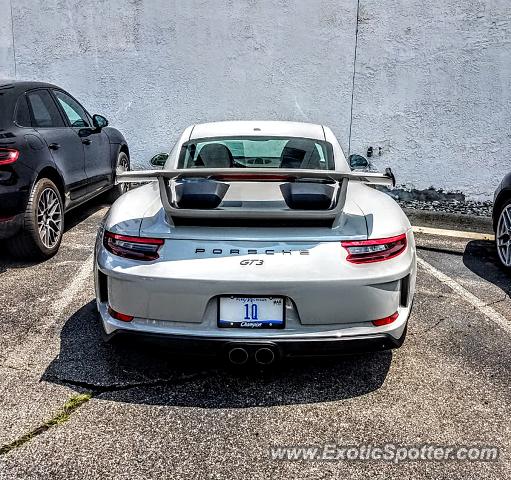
(463, 240), (511, 296)
(42, 301), (392, 408)
(0, 194), (110, 272)
(64, 193), (110, 233)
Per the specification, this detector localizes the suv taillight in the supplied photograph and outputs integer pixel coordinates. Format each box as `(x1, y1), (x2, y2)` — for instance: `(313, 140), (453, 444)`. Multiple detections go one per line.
(0, 148), (19, 165)
(342, 233), (407, 264)
(103, 231), (164, 260)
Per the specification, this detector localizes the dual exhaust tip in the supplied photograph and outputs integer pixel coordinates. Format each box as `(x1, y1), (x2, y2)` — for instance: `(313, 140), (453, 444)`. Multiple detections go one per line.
(227, 345), (277, 366)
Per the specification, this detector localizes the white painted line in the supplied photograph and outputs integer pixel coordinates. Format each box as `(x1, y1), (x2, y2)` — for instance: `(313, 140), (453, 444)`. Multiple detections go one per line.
(51, 253), (94, 318)
(417, 257), (511, 335)
(413, 226), (494, 241)
(3, 253), (94, 370)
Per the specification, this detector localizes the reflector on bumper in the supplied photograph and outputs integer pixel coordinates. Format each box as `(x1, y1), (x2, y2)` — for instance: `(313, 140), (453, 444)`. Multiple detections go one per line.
(372, 311), (399, 326)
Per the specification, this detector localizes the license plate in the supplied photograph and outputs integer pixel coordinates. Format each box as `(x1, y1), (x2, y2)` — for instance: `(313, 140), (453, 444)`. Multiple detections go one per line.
(218, 296), (285, 329)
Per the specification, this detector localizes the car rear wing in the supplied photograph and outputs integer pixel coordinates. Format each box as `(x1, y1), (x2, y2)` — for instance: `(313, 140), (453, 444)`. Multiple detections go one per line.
(117, 168), (395, 228)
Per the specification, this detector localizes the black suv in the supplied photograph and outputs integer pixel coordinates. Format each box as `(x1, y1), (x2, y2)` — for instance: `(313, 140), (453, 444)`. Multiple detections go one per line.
(0, 81), (129, 259)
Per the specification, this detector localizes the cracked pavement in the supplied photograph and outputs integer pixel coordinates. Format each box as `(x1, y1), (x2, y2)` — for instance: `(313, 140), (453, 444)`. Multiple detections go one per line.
(0, 198), (510, 479)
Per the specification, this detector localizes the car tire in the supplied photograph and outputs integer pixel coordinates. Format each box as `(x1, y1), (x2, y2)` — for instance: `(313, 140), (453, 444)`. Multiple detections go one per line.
(495, 198), (511, 270)
(106, 151), (130, 203)
(7, 177), (64, 260)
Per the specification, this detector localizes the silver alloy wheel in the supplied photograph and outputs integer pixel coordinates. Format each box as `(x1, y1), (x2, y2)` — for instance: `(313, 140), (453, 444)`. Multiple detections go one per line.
(116, 154), (129, 194)
(37, 187), (62, 249)
(496, 203), (511, 267)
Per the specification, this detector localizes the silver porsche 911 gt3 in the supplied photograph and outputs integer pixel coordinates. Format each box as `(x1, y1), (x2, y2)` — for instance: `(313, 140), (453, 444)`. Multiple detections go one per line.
(94, 121), (416, 365)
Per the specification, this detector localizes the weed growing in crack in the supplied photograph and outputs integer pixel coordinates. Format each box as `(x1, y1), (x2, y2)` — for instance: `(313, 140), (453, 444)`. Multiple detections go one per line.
(0, 393), (92, 456)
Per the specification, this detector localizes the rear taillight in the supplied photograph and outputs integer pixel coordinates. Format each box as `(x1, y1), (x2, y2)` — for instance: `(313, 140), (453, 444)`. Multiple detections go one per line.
(0, 148), (19, 165)
(372, 312), (399, 326)
(108, 306), (134, 322)
(103, 231), (164, 260)
(342, 233), (407, 264)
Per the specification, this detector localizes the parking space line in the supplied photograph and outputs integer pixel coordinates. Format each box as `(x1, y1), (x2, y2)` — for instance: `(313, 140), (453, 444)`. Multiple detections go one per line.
(413, 226), (494, 241)
(51, 253), (94, 318)
(417, 257), (511, 335)
(2, 253), (94, 371)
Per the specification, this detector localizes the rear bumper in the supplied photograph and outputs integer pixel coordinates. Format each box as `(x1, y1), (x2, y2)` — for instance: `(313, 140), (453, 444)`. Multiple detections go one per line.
(97, 297), (411, 356)
(95, 229), (416, 354)
(0, 175), (30, 217)
(0, 213), (22, 240)
(105, 326), (407, 357)
(0, 171), (30, 239)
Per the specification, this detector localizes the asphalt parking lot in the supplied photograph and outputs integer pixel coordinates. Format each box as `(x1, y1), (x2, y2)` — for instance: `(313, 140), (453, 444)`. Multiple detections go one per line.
(0, 198), (510, 479)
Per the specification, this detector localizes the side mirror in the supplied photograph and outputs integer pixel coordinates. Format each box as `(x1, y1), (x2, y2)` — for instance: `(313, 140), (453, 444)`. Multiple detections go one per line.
(348, 154), (369, 171)
(92, 114), (109, 130)
(150, 153), (169, 168)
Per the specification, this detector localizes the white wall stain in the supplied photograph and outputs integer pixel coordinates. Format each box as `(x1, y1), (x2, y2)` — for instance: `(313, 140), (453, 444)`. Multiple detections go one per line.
(0, 0), (509, 200)
(114, 100), (134, 118)
(293, 97), (309, 120)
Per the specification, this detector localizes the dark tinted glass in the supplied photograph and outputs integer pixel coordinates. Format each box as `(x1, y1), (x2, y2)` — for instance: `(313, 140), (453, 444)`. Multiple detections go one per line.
(178, 137), (334, 170)
(27, 90), (65, 128)
(15, 95), (32, 127)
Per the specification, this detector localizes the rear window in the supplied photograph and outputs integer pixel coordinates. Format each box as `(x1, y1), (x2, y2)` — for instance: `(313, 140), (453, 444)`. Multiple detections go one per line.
(178, 137), (334, 170)
(0, 87), (15, 128)
(15, 95), (32, 127)
(27, 90), (65, 128)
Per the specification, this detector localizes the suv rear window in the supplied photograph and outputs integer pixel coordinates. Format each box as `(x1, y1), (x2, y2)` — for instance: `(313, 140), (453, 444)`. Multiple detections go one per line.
(178, 137), (334, 170)
(15, 95), (32, 127)
(27, 90), (65, 128)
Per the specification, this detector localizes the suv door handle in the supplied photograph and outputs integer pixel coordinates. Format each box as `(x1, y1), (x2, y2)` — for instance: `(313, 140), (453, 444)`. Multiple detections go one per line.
(48, 143), (60, 150)
(81, 138), (91, 145)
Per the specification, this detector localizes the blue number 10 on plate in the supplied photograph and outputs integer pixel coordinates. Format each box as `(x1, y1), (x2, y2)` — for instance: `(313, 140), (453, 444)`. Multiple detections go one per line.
(218, 296), (285, 329)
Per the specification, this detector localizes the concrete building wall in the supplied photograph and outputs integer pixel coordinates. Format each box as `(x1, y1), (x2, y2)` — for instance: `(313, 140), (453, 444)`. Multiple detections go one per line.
(0, 0), (15, 79)
(350, 0), (511, 201)
(1, 0), (357, 171)
(0, 0), (509, 200)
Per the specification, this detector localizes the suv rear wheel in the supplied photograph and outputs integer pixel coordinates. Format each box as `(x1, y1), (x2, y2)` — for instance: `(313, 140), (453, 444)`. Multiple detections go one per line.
(8, 177), (64, 260)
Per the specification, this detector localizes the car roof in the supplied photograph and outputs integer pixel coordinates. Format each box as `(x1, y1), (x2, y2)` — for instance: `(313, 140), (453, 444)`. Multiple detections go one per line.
(189, 121), (326, 141)
(0, 80), (61, 95)
(0, 81), (65, 127)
